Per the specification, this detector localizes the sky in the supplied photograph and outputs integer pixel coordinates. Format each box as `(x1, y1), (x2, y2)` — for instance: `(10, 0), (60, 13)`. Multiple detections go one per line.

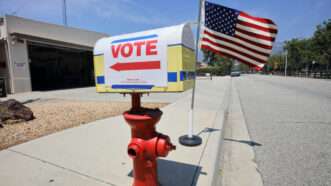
(1, 0), (331, 43)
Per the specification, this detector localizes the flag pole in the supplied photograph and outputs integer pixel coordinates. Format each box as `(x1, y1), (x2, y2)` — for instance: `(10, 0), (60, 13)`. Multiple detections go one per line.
(179, 0), (203, 147)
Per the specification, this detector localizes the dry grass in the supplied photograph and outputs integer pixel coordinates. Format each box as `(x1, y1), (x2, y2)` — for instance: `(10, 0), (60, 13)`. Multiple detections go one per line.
(0, 99), (167, 150)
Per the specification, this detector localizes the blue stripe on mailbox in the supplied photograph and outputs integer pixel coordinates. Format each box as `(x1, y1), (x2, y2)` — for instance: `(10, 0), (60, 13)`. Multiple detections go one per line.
(180, 71), (185, 81)
(97, 76), (105, 84)
(112, 85), (154, 89)
(111, 34), (158, 44)
(168, 72), (177, 82)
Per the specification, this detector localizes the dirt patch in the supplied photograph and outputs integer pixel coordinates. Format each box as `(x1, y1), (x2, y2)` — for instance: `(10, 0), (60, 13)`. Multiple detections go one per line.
(0, 99), (167, 150)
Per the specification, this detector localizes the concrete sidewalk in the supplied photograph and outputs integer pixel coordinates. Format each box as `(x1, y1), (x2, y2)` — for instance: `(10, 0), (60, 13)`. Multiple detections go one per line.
(3, 86), (189, 103)
(0, 77), (231, 186)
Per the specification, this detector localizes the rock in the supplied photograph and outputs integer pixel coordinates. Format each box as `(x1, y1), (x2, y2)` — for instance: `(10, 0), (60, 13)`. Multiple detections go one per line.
(0, 99), (34, 125)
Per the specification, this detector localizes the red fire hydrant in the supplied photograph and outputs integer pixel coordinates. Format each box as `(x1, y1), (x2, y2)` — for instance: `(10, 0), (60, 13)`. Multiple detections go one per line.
(123, 93), (176, 186)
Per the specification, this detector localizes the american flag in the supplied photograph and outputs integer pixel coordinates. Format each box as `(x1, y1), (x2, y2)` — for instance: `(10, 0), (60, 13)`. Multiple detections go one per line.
(200, 1), (278, 70)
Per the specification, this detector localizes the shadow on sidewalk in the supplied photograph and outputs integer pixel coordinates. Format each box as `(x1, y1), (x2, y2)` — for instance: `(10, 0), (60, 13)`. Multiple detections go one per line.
(128, 159), (202, 186)
(224, 138), (262, 147)
(197, 127), (220, 136)
(21, 98), (41, 105)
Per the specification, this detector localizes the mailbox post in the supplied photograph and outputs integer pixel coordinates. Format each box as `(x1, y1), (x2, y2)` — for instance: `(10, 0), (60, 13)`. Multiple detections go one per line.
(93, 23), (195, 185)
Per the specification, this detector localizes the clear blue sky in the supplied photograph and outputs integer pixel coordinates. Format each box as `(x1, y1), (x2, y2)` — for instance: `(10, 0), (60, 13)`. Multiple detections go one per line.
(1, 0), (331, 42)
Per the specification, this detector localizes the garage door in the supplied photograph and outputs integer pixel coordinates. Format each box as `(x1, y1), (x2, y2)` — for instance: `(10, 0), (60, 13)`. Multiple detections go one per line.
(28, 43), (94, 91)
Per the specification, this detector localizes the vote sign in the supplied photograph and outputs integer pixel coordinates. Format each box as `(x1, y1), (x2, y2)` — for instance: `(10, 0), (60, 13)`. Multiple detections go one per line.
(104, 32), (168, 89)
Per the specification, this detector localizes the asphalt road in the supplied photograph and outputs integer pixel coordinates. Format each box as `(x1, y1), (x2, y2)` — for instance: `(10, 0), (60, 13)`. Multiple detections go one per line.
(233, 75), (331, 186)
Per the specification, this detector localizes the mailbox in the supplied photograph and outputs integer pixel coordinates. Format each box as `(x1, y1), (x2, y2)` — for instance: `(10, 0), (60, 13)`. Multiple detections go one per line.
(93, 23), (195, 93)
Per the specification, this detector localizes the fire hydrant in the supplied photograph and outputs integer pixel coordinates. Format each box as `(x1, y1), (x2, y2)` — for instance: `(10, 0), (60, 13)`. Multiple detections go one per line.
(123, 93), (176, 186)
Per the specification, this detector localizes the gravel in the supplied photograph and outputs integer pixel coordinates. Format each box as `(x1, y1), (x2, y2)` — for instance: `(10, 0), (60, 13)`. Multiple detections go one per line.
(0, 99), (167, 150)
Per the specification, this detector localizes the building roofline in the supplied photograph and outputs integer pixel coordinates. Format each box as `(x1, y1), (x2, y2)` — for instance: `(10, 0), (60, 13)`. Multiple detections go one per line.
(4, 14), (108, 36)
(3, 15), (109, 48)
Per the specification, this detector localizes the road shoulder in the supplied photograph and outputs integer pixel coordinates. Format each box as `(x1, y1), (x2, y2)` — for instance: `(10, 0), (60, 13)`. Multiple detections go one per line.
(219, 81), (263, 186)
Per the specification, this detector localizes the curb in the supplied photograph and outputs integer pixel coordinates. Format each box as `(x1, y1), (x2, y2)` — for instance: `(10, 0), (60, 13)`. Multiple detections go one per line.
(194, 79), (232, 186)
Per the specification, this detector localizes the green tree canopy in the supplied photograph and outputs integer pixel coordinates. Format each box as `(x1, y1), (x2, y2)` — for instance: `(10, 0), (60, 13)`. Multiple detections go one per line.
(201, 48), (233, 75)
(312, 19), (331, 67)
(268, 19), (331, 73)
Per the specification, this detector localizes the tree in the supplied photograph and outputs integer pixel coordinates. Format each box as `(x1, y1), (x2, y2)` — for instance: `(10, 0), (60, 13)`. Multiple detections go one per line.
(267, 54), (284, 72)
(202, 48), (232, 66)
(312, 19), (331, 70)
(266, 19), (331, 75)
(201, 48), (233, 75)
(202, 49), (218, 66)
(284, 38), (315, 73)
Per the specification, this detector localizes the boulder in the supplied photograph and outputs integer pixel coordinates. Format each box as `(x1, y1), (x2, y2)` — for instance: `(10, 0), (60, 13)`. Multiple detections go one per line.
(0, 99), (34, 126)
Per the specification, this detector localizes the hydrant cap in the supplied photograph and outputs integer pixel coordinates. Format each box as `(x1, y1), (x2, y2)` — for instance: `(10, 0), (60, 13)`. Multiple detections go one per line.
(128, 143), (142, 159)
(156, 137), (175, 157)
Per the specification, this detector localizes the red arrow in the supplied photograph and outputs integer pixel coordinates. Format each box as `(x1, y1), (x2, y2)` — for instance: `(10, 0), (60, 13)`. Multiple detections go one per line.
(110, 61), (161, 71)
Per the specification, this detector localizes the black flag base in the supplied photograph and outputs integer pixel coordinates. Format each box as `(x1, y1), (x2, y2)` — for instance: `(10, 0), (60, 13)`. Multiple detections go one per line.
(179, 135), (202, 147)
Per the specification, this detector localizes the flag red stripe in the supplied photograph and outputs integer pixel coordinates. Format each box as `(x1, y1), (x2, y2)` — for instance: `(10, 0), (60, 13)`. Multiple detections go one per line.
(203, 30), (270, 57)
(203, 29), (272, 50)
(201, 38), (267, 64)
(237, 20), (278, 33)
(234, 34), (273, 50)
(239, 12), (275, 25)
(236, 28), (276, 42)
(201, 44), (263, 69)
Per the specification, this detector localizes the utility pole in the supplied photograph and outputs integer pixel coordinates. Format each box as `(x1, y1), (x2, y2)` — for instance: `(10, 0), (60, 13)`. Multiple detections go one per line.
(284, 50), (288, 77)
(63, 0), (67, 26)
(312, 60), (316, 78)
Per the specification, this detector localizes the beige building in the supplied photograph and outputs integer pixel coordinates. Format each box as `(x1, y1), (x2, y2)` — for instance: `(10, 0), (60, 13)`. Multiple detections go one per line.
(0, 15), (108, 93)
